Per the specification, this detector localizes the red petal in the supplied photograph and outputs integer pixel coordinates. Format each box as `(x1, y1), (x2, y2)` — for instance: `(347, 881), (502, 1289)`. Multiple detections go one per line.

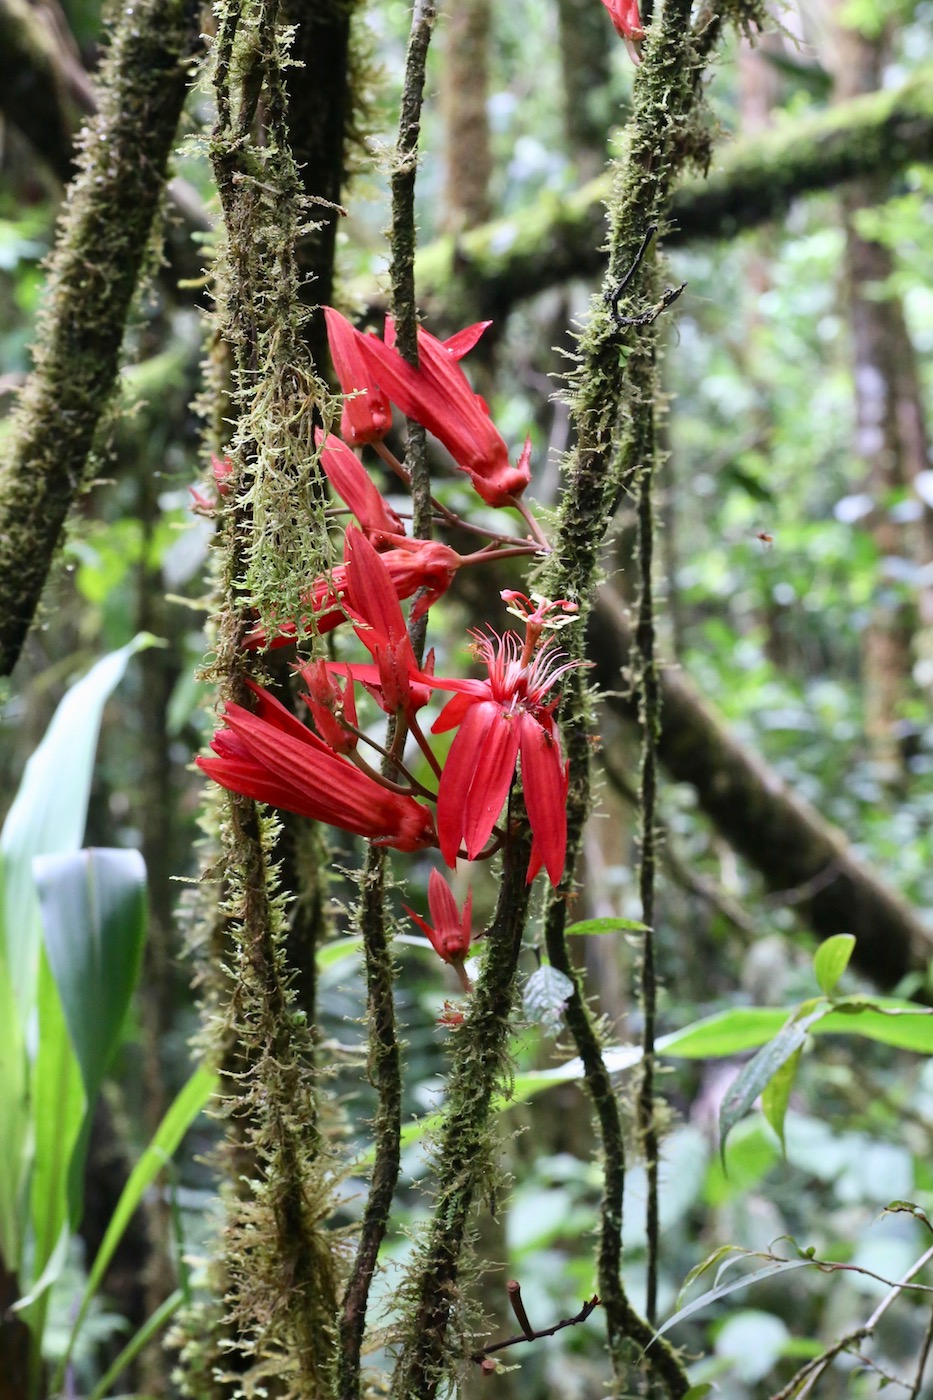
(443, 321), (492, 360)
(316, 429), (403, 537)
(427, 866), (460, 933)
(344, 528), (409, 643)
(519, 717), (568, 885)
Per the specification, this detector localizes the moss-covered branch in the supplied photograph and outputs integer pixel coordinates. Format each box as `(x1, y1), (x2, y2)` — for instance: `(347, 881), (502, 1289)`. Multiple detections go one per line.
(0, 0), (203, 678)
(400, 64), (933, 322)
(390, 819), (532, 1400)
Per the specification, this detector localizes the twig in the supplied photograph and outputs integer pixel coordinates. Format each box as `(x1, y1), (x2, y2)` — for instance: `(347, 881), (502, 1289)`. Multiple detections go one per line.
(909, 1302), (933, 1398)
(635, 350), (661, 1327)
(471, 1293), (600, 1361)
(769, 1243), (933, 1400)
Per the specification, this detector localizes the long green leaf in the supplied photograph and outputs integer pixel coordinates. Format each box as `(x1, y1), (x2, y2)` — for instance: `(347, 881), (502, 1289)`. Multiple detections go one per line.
(653, 1258), (813, 1340)
(86, 1288), (185, 1400)
(0, 636), (154, 1273)
(1, 635), (155, 1015)
(36, 848), (147, 1105)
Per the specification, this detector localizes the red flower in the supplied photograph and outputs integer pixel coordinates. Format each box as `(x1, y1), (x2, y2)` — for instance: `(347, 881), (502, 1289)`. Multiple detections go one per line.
(352, 317), (532, 508)
(196, 679), (435, 852)
(316, 430), (403, 543)
(324, 307), (393, 446)
(430, 612), (580, 886)
(600, 0), (644, 60)
(404, 868), (474, 990)
(244, 536), (462, 649)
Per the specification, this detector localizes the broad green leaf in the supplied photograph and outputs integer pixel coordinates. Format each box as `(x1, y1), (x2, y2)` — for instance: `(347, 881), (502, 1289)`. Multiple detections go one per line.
(56, 1064), (216, 1383)
(813, 999), (933, 1052)
(683, 1387), (715, 1399)
(655, 1258), (812, 1339)
(813, 934), (855, 996)
(0, 952), (27, 1265)
(761, 1045), (802, 1151)
(565, 916), (650, 935)
(35, 848), (147, 1103)
(719, 1005), (829, 1157)
(0, 637), (152, 1273)
(653, 1008), (790, 1059)
(24, 951), (85, 1335)
(1, 635), (154, 1015)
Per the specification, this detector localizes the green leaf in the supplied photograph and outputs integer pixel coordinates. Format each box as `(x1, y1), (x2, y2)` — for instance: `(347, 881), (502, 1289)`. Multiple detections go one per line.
(813, 934), (855, 996)
(703, 1118), (780, 1207)
(0, 635), (154, 1015)
(655, 1257), (813, 1339)
(0, 952), (28, 1267)
(655, 1007), (789, 1058)
(813, 999), (933, 1052)
(86, 1288), (184, 1400)
(761, 1045), (802, 1151)
(0, 637), (152, 1274)
(719, 1005), (828, 1157)
(55, 1065), (216, 1385)
(565, 916), (650, 935)
(23, 952), (86, 1337)
(35, 849), (147, 1103)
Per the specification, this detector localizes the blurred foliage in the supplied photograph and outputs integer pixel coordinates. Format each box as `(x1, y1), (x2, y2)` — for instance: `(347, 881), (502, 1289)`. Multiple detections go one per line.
(2, 0), (933, 1395)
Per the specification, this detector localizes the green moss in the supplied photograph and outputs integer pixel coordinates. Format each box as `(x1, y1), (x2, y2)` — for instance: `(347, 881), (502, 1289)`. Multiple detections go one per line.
(0, 0), (203, 675)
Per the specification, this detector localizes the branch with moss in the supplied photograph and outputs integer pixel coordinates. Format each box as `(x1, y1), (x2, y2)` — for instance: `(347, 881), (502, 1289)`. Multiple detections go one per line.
(533, 0), (769, 1390)
(394, 63), (933, 323)
(390, 815), (532, 1400)
(176, 0), (341, 1389)
(0, 0), (203, 678)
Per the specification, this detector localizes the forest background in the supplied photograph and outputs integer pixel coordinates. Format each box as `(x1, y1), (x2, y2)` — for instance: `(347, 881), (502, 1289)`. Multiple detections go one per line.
(3, 0), (933, 1396)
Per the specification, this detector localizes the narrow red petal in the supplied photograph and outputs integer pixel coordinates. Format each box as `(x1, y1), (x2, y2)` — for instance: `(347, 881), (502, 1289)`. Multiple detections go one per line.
(436, 702), (498, 865)
(442, 321), (492, 360)
(519, 717), (569, 885)
(316, 429), (403, 537)
(461, 708), (521, 859)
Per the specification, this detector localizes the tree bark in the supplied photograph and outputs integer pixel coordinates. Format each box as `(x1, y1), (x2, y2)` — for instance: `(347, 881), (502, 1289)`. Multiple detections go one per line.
(590, 587), (933, 987)
(0, 0), (204, 678)
(401, 65), (933, 321)
(441, 0), (492, 232)
(829, 16), (933, 778)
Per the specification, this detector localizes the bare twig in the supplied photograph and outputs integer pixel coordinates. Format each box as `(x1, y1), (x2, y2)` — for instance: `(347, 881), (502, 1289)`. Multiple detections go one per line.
(472, 1294), (600, 1361)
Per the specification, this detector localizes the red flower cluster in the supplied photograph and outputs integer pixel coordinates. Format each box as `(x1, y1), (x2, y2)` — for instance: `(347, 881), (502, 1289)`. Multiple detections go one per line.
(197, 309), (584, 981)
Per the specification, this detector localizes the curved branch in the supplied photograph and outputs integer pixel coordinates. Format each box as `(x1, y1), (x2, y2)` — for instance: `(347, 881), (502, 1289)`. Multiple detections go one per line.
(399, 65), (933, 321)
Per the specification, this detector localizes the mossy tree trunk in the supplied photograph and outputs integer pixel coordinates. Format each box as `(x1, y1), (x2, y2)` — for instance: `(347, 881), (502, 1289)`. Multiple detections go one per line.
(0, 0), (204, 678)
